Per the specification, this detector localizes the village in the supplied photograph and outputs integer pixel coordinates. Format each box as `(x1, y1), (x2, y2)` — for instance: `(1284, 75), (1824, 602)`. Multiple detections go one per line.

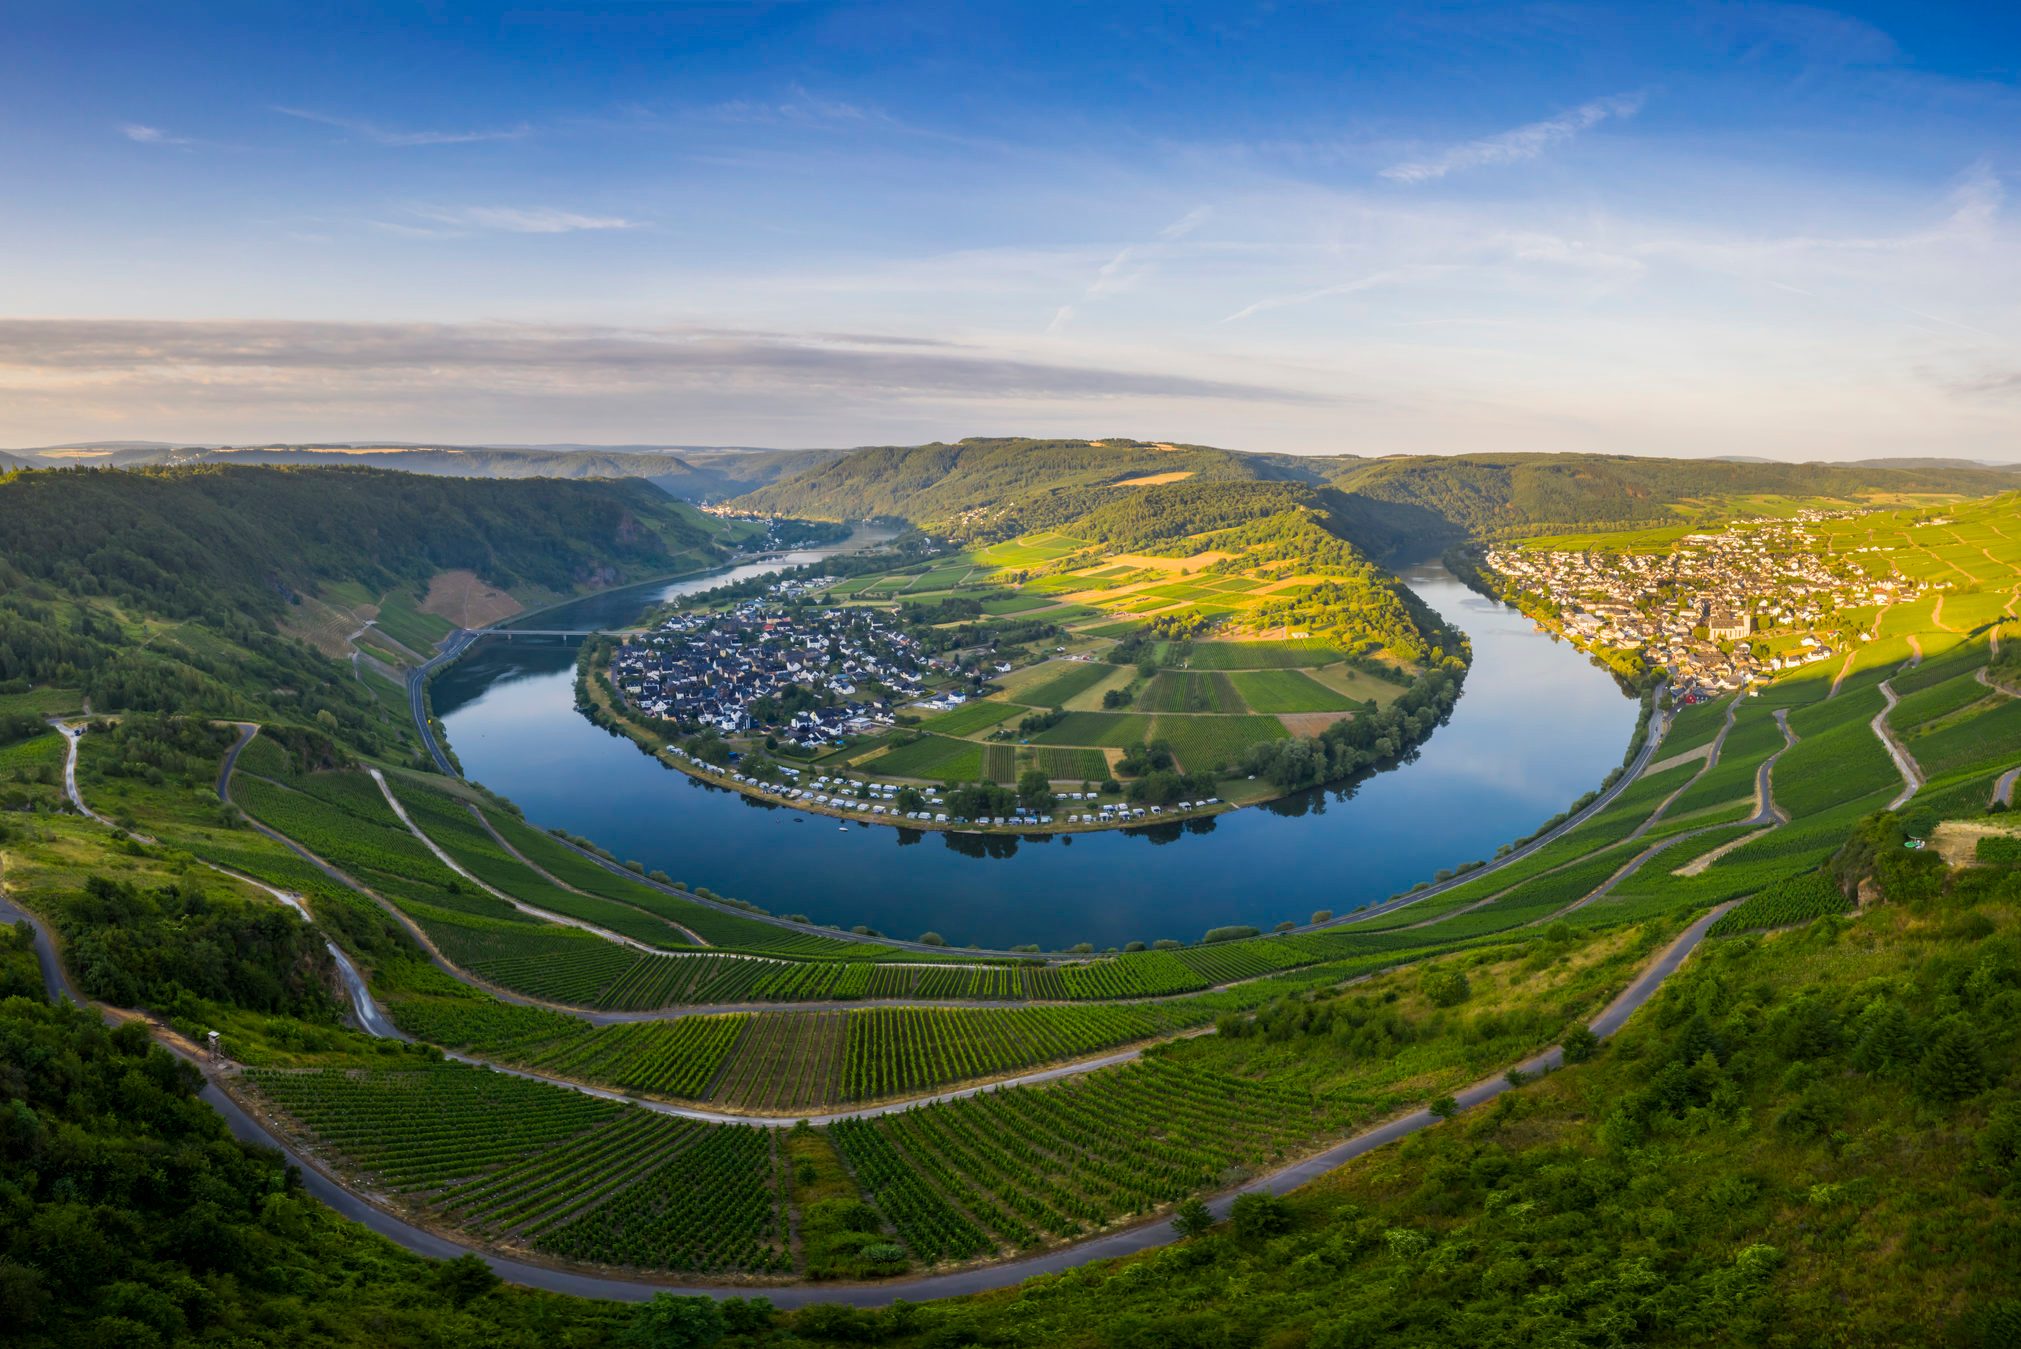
(1482, 511), (1932, 700)
(608, 578), (937, 749)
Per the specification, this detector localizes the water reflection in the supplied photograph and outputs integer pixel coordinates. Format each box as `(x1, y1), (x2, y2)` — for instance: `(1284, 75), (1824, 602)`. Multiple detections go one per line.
(433, 559), (1638, 949)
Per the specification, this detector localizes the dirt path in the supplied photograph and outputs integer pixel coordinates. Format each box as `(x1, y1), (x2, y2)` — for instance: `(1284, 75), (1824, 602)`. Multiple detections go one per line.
(465, 804), (709, 946)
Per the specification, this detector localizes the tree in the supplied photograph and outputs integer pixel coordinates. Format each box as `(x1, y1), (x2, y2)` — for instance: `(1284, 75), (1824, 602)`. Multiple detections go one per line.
(432, 1254), (499, 1308)
(1918, 1017), (1991, 1102)
(623, 1293), (726, 1349)
(1017, 768), (1054, 812)
(917, 931), (946, 946)
(1230, 1192), (1293, 1240)
(1172, 1196), (1214, 1238)
(1561, 1024), (1600, 1064)
(1429, 1094), (1460, 1121)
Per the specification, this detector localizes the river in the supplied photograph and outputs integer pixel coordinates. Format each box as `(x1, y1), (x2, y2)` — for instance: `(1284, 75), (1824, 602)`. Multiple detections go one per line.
(432, 555), (1639, 950)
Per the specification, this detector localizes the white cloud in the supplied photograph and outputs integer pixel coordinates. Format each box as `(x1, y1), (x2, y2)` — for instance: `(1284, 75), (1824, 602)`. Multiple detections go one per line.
(119, 123), (193, 147)
(1381, 93), (1646, 185)
(416, 206), (645, 235)
(1047, 206), (1212, 333)
(275, 106), (529, 147)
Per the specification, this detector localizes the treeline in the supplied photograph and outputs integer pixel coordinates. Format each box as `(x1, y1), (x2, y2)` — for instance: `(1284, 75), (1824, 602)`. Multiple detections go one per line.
(1239, 663), (1465, 790)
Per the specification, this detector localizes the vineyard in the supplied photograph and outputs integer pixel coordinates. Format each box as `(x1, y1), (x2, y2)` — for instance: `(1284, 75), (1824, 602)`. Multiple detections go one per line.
(243, 1063), (793, 1274)
(834, 1059), (1342, 1252)
(1706, 873), (1853, 937)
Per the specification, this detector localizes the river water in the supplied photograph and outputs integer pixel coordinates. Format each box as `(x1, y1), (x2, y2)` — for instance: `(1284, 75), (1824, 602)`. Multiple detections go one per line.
(433, 554), (1638, 950)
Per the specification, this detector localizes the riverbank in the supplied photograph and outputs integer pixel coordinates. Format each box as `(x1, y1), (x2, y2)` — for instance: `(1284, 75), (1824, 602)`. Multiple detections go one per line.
(431, 560), (1644, 949)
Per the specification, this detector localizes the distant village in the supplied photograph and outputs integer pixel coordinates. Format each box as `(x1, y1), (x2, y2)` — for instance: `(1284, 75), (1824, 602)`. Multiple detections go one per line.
(609, 576), (940, 749)
(1483, 511), (1933, 700)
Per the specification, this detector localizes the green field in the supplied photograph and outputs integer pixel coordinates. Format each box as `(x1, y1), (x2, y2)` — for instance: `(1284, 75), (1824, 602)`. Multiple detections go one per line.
(1181, 638), (1342, 669)
(918, 699), (1025, 736)
(866, 734), (986, 781)
(1013, 660), (1118, 709)
(1226, 668), (1357, 713)
(1140, 670), (1245, 713)
(1032, 746), (1108, 780)
(1150, 714), (1289, 771)
(1027, 711), (1156, 747)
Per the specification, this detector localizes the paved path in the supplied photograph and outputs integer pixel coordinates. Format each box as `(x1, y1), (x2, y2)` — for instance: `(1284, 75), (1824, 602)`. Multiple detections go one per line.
(1998, 767), (2020, 809)
(188, 898), (1741, 1307)
(1872, 680), (1924, 811)
(407, 628), (479, 775)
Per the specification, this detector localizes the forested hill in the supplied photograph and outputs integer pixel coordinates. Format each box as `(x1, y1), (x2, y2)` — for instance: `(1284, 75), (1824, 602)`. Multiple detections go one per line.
(733, 438), (2021, 551)
(8, 443), (843, 501)
(1309, 452), (2021, 541)
(731, 437), (1256, 531)
(0, 466), (743, 753)
(0, 466), (729, 617)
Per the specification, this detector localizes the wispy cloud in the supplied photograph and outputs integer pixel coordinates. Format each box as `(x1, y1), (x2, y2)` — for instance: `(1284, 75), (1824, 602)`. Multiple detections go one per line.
(119, 123), (194, 147)
(1381, 92), (1645, 185)
(275, 106), (530, 146)
(1048, 206), (1212, 333)
(409, 206), (645, 235)
(1222, 265), (1455, 323)
(0, 319), (1317, 407)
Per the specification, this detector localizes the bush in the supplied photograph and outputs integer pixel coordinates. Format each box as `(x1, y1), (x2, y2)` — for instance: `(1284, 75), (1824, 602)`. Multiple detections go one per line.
(1562, 1024), (1601, 1064)
(1230, 1192), (1293, 1240)
(1421, 966), (1471, 1007)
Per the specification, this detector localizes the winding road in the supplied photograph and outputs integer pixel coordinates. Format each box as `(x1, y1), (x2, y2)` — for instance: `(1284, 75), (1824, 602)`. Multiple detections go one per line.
(2, 845), (1738, 1308)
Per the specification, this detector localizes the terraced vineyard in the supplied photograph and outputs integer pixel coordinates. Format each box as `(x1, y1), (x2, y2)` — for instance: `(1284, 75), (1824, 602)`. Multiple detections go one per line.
(244, 1064), (791, 1274)
(835, 1059), (1342, 1252)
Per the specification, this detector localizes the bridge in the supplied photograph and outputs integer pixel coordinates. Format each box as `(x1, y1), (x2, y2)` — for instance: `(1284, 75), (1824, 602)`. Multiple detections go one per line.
(481, 628), (639, 638)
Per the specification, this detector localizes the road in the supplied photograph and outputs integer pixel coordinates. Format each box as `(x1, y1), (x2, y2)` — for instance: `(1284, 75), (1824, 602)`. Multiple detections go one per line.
(161, 895), (1740, 1308)
(1872, 679), (1924, 811)
(407, 628), (480, 775)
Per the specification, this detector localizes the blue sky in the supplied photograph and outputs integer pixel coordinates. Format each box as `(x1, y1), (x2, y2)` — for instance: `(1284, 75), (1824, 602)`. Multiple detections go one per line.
(3, 1), (2018, 458)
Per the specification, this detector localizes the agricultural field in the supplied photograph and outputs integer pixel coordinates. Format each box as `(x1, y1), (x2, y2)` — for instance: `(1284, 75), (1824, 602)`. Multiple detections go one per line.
(1014, 660), (1118, 709)
(1226, 668), (1357, 713)
(1149, 714), (1288, 772)
(869, 734), (986, 781)
(1139, 671), (1244, 713)
(1031, 746), (1108, 780)
(1181, 638), (1343, 669)
(917, 699), (1026, 736)
(244, 1064), (792, 1274)
(1705, 872), (1851, 937)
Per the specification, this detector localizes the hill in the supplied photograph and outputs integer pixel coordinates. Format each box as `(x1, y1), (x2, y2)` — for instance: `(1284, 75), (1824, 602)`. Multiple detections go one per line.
(734, 439), (2021, 554)
(4, 442), (845, 500)
(0, 465), (751, 754)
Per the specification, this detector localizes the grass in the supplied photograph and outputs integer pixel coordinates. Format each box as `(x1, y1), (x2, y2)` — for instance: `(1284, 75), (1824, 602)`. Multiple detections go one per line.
(1226, 668), (1356, 713)
(1013, 661), (1119, 709)
(917, 699), (1025, 737)
(0, 686), (85, 716)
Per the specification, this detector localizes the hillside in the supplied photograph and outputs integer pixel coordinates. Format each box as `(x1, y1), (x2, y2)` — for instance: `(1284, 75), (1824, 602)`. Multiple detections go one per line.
(7, 442), (844, 500)
(735, 439), (2021, 553)
(0, 465), (750, 754)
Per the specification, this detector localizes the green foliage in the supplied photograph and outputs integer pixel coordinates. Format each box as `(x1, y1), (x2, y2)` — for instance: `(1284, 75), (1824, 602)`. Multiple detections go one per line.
(0, 997), (626, 1348)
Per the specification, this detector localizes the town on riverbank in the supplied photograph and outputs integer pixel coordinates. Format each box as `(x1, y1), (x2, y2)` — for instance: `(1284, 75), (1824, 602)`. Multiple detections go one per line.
(584, 525), (1465, 834)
